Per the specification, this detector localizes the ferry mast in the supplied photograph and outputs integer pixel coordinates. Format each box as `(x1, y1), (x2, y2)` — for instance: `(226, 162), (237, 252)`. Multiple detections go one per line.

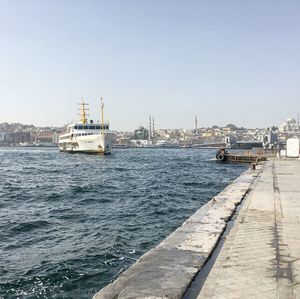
(78, 98), (89, 124)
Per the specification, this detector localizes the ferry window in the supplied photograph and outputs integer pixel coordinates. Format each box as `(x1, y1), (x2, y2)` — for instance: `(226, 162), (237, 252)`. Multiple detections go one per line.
(96, 125), (100, 130)
(77, 125), (82, 129)
(74, 126), (78, 129)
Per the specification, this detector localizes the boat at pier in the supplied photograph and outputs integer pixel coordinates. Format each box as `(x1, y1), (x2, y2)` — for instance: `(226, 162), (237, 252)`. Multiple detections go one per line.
(58, 98), (113, 154)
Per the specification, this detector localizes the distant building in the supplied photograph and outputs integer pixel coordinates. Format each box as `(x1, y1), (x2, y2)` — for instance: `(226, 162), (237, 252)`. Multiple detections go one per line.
(0, 132), (5, 142)
(36, 132), (53, 143)
(279, 118), (299, 133)
(132, 126), (149, 140)
(52, 132), (60, 144)
(5, 132), (31, 143)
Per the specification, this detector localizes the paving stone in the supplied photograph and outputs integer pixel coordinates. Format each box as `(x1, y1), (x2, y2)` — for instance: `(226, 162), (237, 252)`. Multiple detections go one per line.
(197, 160), (300, 299)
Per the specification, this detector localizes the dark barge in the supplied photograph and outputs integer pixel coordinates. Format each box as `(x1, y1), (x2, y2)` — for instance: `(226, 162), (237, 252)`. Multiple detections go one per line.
(215, 148), (270, 164)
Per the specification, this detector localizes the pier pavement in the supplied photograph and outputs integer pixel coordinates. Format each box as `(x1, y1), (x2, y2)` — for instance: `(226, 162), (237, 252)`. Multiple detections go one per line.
(197, 159), (300, 299)
(93, 159), (300, 299)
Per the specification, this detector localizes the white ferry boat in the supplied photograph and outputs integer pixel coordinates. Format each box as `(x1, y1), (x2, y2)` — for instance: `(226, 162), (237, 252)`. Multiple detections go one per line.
(59, 98), (113, 154)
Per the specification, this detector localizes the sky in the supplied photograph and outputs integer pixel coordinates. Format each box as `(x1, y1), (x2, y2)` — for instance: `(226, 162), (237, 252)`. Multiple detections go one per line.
(0, 0), (299, 131)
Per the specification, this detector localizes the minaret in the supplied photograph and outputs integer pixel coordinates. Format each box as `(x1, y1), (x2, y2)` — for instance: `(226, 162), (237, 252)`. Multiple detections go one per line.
(195, 115), (198, 130)
(152, 116), (155, 138)
(148, 115), (152, 141)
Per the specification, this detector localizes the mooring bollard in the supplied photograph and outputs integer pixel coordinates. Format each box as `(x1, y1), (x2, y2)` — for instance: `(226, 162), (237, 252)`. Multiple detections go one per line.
(251, 162), (256, 170)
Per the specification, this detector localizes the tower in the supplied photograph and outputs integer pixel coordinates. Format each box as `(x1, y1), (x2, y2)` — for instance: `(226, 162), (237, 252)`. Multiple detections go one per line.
(152, 116), (155, 138)
(148, 115), (152, 141)
(195, 115), (198, 130)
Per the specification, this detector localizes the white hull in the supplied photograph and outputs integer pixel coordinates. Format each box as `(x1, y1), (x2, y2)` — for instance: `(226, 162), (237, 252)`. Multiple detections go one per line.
(59, 133), (112, 154)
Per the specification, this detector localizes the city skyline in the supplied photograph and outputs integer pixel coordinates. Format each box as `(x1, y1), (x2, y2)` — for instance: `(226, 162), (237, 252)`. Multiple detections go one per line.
(0, 1), (300, 131)
(1, 114), (299, 131)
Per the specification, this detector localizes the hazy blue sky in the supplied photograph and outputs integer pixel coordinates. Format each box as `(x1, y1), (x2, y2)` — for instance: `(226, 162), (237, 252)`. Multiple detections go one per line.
(0, 0), (299, 130)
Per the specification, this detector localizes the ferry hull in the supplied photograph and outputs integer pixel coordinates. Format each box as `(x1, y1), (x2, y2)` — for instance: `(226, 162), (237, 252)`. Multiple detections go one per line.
(59, 134), (112, 154)
(59, 148), (111, 154)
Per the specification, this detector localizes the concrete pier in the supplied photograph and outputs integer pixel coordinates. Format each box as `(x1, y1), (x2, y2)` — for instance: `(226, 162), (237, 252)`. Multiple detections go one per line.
(93, 159), (300, 299)
(197, 160), (300, 299)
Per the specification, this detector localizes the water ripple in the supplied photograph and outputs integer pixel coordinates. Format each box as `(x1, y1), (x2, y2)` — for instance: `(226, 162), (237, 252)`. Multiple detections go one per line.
(0, 147), (246, 298)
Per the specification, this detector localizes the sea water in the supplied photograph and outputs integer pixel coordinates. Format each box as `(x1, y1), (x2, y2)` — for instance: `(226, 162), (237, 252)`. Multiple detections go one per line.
(0, 148), (246, 298)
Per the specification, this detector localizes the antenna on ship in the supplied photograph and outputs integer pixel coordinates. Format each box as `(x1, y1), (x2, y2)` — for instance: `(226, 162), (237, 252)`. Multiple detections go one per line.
(101, 97), (105, 132)
(78, 97), (89, 124)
